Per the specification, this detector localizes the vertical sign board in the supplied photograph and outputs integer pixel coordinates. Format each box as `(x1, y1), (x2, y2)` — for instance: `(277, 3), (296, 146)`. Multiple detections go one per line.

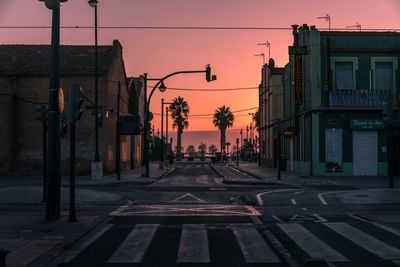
(294, 55), (302, 105)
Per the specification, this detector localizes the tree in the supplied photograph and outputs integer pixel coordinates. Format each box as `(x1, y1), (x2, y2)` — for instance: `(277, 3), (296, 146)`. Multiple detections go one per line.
(253, 109), (260, 133)
(198, 143), (207, 157)
(169, 96), (190, 158)
(213, 105), (235, 153)
(186, 145), (195, 157)
(208, 144), (217, 156)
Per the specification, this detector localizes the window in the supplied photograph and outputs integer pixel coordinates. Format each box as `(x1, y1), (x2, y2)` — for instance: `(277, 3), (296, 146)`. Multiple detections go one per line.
(325, 128), (342, 172)
(371, 57), (398, 91)
(331, 57), (358, 90)
(335, 62), (354, 90)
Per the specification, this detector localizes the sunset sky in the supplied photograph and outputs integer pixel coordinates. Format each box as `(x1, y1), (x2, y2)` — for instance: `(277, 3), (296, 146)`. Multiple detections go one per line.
(1, 0), (399, 134)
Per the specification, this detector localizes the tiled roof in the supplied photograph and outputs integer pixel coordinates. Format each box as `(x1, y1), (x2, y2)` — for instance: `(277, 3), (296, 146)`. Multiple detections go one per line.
(0, 41), (119, 75)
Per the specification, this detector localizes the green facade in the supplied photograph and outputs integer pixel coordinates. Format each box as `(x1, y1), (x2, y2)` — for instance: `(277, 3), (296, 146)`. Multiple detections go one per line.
(282, 25), (400, 176)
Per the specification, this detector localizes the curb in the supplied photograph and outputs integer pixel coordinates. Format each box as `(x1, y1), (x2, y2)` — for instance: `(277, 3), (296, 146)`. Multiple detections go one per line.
(231, 166), (267, 180)
(209, 164), (225, 178)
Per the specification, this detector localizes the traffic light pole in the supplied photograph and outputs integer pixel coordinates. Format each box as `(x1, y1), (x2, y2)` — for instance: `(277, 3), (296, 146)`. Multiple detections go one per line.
(46, 6), (61, 220)
(42, 119), (47, 203)
(116, 82), (121, 180)
(69, 120), (77, 222)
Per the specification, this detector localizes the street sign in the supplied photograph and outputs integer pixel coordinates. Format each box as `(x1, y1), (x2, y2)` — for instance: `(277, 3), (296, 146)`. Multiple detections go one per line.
(283, 127), (294, 138)
(289, 46), (308, 55)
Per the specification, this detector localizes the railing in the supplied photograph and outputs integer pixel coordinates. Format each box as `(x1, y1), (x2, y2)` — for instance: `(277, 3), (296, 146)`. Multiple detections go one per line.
(329, 89), (398, 107)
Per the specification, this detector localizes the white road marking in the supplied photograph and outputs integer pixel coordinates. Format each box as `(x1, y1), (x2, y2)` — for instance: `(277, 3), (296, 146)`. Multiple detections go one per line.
(313, 213), (328, 223)
(277, 223), (348, 262)
(291, 199), (297, 205)
(231, 225), (281, 263)
(289, 214), (317, 222)
(348, 214), (400, 237)
(256, 189), (295, 205)
(169, 193), (206, 203)
(271, 215), (284, 223)
(108, 224), (158, 263)
(64, 224), (113, 263)
(324, 222), (400, 260)
(302, 208), (308, 211)
(317, 190), (349, 206)
(294, 191), (304, 195)
(177, 224), (210, 263)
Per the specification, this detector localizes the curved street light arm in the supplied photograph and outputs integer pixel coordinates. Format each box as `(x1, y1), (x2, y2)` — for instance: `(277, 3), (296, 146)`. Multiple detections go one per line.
(147, 70), (206, 107)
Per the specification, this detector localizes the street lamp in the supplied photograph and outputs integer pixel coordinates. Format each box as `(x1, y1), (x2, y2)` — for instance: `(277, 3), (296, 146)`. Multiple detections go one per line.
(141, 65), (217, 177)
(38, 0), (68, 221)
(88, 0), (102, 179)
(160, 99), (173, 169)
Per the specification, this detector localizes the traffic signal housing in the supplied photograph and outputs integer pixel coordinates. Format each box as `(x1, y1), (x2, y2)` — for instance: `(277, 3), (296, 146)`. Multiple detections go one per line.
(205, 64), (217, 82)
(67, 84), (83, 123)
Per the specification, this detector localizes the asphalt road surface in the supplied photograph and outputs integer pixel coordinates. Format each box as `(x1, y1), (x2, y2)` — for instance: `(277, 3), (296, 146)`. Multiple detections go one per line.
(57, 162), (400, 267)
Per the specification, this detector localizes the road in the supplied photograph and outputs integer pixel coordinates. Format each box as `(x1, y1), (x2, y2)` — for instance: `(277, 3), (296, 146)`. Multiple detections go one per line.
(56, 161), (400, 267)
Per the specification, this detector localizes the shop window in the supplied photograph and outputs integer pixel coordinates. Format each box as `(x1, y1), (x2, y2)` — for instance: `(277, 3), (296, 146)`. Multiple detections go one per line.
(325, 128), (342, 172)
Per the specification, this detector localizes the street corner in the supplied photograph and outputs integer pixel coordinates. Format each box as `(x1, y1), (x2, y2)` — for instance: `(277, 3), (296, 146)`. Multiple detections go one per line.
(334, 188), (400, 205)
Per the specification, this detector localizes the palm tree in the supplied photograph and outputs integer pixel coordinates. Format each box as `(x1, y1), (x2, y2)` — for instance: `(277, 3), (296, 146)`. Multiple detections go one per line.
(169, 96), (190, 158)
(208, 144), (217, 156)
(213, 105), (235, 152)
(198, 143), (207, 157)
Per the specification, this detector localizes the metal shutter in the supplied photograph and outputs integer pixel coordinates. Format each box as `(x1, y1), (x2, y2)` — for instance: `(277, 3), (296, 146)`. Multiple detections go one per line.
(352, 130), (378, 176)
(325, 128), (342, 167)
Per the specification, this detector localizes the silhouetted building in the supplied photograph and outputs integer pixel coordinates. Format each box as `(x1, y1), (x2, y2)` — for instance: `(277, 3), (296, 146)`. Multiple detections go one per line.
(0, 40), (134, 175)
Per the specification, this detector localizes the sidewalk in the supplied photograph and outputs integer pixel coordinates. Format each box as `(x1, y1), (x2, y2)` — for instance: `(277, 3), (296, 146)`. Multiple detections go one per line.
(0, 163), (172, 267)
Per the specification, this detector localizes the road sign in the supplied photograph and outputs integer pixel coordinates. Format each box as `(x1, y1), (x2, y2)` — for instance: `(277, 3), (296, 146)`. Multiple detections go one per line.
(289, 46), (308, 55)
(283, 127), (294, 138)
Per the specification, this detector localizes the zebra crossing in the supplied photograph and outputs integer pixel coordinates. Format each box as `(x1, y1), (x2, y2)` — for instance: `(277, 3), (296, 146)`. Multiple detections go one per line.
(63, 217), (400, 266)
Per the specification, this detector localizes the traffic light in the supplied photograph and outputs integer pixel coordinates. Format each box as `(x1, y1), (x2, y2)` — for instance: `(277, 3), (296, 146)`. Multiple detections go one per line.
(67, 84), (83, 123)
(34, 105), (46, 123)
(205, 64), (217, 82)
(60, 121), (68, 137)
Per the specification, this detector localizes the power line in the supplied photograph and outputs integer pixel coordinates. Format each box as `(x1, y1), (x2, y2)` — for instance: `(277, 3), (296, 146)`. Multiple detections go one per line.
(0, 25), (399, 31)
(147, 86), (259, 92)
(153, 106), (258, 117)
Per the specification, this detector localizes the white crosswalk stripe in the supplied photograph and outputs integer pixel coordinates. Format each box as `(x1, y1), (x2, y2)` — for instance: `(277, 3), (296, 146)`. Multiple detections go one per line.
(232, 225), (281, 263)
(108, 224), (159, 263)
(69, 221), (400, 265)
(177, 224), (210, 263)
(277, 223), (348, 262)
(324, 222), (400, 260)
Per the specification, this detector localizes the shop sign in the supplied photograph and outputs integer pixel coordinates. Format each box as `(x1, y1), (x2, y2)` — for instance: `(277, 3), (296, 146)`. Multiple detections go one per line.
(350, 119), (384, 130)
(289, 46), (308, 56)
(294, 55), (302, 105)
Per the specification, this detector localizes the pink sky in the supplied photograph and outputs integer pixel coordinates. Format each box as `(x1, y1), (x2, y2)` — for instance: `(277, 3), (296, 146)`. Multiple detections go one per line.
(1, 0), (399, 132)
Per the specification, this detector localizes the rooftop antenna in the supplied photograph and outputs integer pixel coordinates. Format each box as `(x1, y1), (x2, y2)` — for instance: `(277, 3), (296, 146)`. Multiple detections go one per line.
(257, 41), (270, 60)
(254, 53), (265, 65)
(317, 13), (331, 31)
(346, 22), (361, 32)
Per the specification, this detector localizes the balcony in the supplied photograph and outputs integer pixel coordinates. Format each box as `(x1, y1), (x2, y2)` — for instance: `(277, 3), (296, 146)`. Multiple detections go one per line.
(329, 89), (398, 107)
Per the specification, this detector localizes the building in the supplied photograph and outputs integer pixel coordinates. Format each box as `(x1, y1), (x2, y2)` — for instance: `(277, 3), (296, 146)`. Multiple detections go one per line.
(0, 40), (135, 175)
(259, 61), (284, 167)
(282, 25), (400, 176)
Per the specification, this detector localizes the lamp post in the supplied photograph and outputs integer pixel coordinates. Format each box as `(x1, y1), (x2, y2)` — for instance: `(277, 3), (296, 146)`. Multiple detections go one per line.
(160, 99), (172, 169)
(142, 66), (216, 177)
(38, 0), (67, 221)
(88, 0), (102, 178)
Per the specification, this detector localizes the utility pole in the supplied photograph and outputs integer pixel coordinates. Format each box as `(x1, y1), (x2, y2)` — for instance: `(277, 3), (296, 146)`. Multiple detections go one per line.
(116, 82), (121, 180)
(160, 98), (164, 170)
(166, 107), (169, 156)
(39, 0), (65, 221)
(141, 74), (149, 177)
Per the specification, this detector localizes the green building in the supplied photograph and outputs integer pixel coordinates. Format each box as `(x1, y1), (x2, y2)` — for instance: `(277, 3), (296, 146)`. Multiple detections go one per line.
(282, 24), (400, 176)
